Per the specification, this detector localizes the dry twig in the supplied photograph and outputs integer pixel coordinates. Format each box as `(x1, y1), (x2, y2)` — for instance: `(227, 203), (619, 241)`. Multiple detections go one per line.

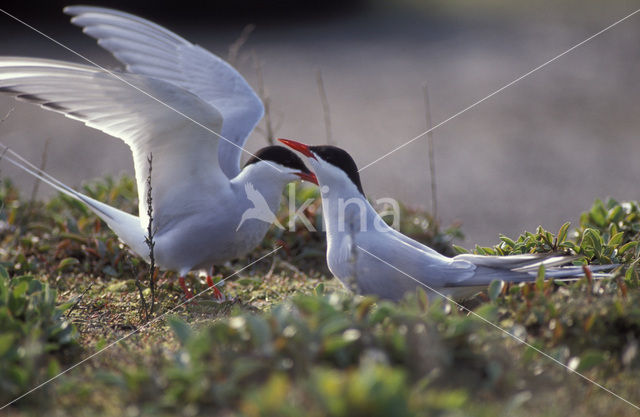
(144, 153), (157, 316)
(28, 137), (51, 207)
(253, 52), (275, 145)
(423, 83), (438, 223)
(228, 24), (255, 68)
(316, 69), (333, 145)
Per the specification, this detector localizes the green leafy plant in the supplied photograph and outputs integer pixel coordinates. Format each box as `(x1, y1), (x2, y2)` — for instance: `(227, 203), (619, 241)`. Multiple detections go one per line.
(90, 291), (520, 415)
(0, 266), (78, 403)
(454, 201), (640, 278)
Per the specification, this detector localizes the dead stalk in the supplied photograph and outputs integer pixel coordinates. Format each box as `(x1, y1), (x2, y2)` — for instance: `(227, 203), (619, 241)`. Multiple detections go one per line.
(228, 24), (255, 68)
(0, 108), (15, 220)
(28, 137), (51, 206)
(0, 107), (14, 124)
(253, 52), (275, 145)
(64, 283), (94, 318)
(316, 69), (333, 145)
(423, 83), (438, 223)
(0, 146), (7, 219)
(145, 153), (157, 316)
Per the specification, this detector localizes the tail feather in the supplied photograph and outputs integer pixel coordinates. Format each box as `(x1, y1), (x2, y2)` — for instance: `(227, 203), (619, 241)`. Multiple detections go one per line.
(1, 144), (80, 200)
(454, 253), (578, 271)
(447, 263), (620, 288)
(0, 143), (148, 257)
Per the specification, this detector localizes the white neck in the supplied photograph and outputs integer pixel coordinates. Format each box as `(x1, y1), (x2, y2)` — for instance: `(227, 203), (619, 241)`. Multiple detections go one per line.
(319, 177), (385, 239)
(231, 162), (293, 212)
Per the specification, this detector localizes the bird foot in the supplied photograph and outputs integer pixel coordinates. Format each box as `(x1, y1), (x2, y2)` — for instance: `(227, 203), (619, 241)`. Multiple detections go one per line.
(206, 275), (226, 302)
(178, 276), (195, 300)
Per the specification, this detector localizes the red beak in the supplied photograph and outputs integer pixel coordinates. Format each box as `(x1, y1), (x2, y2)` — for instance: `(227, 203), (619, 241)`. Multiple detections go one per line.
(296, 171), (318, 185)
(278, 138), (316, 160)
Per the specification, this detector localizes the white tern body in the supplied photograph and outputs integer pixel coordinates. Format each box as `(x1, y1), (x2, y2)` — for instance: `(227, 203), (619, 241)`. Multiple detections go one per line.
(279, 140), (616, 301)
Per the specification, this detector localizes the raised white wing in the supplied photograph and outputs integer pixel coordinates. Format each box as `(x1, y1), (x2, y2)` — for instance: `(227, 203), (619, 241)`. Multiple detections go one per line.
(64, 5), (265, 179)
(0, 57), (225, 230)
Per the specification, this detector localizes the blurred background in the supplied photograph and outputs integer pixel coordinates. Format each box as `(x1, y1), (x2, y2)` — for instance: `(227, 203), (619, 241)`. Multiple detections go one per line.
(1, 0), (640, 246)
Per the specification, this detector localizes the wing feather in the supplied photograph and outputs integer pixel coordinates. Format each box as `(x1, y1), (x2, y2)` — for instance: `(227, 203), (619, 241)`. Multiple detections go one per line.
(65, 5), (264, 179)
(0, 57), (225, 230)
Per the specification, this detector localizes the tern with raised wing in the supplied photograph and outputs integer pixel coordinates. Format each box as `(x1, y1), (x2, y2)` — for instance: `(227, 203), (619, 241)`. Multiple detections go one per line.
(0, 6), (318, 299)
(279, 139), (616, 301)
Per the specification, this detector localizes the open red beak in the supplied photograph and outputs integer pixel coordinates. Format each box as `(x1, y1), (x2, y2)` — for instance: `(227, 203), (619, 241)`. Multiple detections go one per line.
(278, 138), (316, 160)
(296, 171), (318, 185)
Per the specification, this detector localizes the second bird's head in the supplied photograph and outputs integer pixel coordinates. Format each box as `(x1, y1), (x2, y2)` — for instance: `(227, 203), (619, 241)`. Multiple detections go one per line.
(243, 146), (318, 185)
(278, 139), (365, 196)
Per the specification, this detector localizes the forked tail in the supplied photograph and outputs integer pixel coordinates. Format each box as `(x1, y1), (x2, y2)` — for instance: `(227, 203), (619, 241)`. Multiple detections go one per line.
(0, 143), (148, 257)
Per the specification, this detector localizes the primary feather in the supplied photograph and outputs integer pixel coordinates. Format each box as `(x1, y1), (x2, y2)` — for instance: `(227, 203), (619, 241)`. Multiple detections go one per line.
(64, 5), (264, 179)
(0, 57), (224, 230)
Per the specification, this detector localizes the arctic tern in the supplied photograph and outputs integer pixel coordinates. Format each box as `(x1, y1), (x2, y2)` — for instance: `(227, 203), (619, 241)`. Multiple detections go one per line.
(279, 139), (616, 301)
(0, 7), (318, 299)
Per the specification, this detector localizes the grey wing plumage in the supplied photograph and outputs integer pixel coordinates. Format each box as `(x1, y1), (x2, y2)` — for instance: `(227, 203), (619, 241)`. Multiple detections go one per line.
(351, 232), (478, 298)
(448, 253), (617, 287)
(64, 5), (264, 179)
(0, 57), (224, 230)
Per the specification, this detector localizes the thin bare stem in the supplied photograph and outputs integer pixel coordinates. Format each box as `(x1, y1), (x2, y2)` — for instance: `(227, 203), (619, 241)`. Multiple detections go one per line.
(28, 137), (50, 205)
(0, 108), (14, 221)
(423, 83), (438, 223)
(64, 283), (93, 318)
(316, 69), (333, 145)
(0, 141), (8, 219)
(228, 24), (255, 68)
(0, 107), (14, 124)
(135, 271), (149, 321)
(144, 153), (156, 316)
(253, 51), (274, 145)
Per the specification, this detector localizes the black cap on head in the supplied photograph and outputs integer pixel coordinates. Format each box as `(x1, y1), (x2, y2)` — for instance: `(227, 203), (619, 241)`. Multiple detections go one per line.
(244, 146), (311, 174)
(309, 145), (364, 195)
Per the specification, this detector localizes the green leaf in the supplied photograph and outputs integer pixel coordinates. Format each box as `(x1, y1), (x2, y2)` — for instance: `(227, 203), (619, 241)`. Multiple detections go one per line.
(625, 265), (638, 284)
(416, 287), (429, 312)
(582, 229), (602, 256)
(589, 199), (607, 227)
(499, 236), (516, 248)
(167, 316), (192, 345)
(536, 265), (545, 292)
(57, 257), (80, 271)
(47, 358), (61, 378)
(607, 232), (624, 247)
(0, 265), (9, 281)
(607, 205), (623, 223)
(557, 222), (570, 244)
(0, 333), (15, 356)
(576, 350), (606, 372)
(245, 315), (272, 349)
(452, 245), (468, 254)
(474, 303), (498, 321)
(619, 241), (639, 256)
(488, 280), (504, 301)
(12, 280), (29, 299)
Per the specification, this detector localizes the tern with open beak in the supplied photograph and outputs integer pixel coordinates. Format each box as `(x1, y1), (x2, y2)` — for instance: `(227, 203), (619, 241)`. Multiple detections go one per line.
(0, 6), (318, 300)
(279, 138), (616, 301)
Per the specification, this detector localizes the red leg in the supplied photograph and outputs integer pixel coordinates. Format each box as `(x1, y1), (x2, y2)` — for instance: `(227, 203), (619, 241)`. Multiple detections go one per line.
(178, 276), (194, 299)
(206, 275), (225, 300)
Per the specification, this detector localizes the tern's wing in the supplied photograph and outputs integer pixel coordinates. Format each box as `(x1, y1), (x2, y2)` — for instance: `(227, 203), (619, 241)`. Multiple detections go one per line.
(386, 226), (451, 259)
(64, 5), (264, 179)
(0, 57), (224, 229)
(350, 231), (477, 299)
